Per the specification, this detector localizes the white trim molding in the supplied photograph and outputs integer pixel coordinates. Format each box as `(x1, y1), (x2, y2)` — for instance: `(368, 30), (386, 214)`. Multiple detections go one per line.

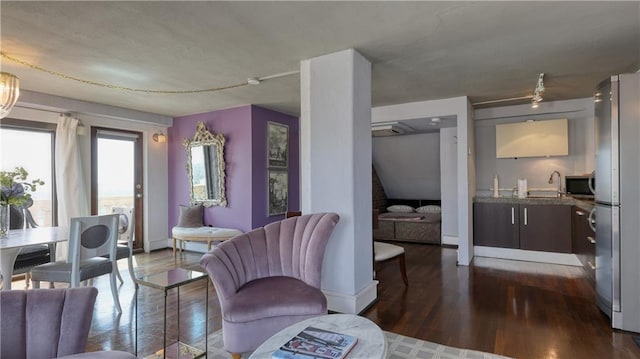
(323, 280), (378, 314)
(474, 246), (581, 266)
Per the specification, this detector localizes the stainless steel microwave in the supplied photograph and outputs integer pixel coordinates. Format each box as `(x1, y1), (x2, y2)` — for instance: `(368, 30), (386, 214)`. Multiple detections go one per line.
(565, 174), (595, 198)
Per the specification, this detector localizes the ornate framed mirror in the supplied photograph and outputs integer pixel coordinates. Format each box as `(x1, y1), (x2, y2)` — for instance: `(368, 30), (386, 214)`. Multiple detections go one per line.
(183, 122), (227, 207)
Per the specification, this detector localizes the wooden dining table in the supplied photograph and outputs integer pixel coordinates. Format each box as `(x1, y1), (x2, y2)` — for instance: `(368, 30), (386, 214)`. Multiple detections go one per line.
(0, 226), (68, 291)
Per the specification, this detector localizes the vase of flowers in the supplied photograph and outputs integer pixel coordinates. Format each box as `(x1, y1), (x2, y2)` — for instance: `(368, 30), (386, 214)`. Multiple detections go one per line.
(0, 167), (44, 238)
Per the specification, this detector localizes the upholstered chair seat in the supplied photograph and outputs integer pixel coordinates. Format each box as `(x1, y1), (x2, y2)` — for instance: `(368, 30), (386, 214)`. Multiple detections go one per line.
(200, 212), (340, 358)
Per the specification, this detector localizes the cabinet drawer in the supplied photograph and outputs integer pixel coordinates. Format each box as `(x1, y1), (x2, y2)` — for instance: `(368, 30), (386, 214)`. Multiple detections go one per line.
(572, 206), (596, 283)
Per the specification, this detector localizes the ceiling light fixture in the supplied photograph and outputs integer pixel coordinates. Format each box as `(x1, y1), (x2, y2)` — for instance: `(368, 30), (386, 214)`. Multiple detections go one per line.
(471, 73), (547, 107)
(531, 73), (545, 108)
(152, 130), (167, 143)
(594, 92), (603, 103)
(247, 78), (261, 85)
(0, 72), (20, 119)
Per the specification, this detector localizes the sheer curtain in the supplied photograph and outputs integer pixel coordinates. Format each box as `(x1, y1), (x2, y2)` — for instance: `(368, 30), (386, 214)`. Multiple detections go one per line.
(55, 114), (90, 260)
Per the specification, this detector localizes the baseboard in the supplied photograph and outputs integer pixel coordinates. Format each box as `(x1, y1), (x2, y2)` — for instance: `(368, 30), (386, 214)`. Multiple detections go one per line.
(442, 235), (458, 246)
(146, 238), (169, 252)
(474, 246), (582, 266)
(323, 280), (378, 314)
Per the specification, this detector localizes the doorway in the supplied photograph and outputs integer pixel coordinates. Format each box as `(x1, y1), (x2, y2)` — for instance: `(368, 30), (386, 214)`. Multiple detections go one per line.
(91, 127), (144, 250)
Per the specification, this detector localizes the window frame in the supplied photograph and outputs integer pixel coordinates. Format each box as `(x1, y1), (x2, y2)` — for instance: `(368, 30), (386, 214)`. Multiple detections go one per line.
(0, 118), (58, 226)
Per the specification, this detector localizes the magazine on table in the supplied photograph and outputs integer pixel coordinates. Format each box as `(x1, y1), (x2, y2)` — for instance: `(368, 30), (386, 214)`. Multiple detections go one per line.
(271, 326), (358, 359)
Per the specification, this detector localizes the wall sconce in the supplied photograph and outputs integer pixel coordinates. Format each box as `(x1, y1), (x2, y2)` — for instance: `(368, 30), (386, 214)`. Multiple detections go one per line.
(152, 130), (167, 143)
(0, 72), (20, 119)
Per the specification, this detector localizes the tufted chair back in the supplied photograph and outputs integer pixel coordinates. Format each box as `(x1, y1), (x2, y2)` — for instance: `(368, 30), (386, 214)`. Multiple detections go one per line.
(0, 287), (137, 359)
(201, 212), (340, 311)
(0, 287), (97, 359)
(200, 212), (340, 356)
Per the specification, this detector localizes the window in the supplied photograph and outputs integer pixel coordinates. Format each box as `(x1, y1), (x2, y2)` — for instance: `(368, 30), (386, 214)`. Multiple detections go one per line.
(0, 119), (57, 226)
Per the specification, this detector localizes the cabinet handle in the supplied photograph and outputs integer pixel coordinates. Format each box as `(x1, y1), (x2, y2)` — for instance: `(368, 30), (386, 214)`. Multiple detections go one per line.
(588, 208), (596, 232)
(587, 261), (596, 270)
(511, 207), (515, 225)
(576, 210), (585, 216)
(524, 207), (528, 226)
(587, 236), (596, 244)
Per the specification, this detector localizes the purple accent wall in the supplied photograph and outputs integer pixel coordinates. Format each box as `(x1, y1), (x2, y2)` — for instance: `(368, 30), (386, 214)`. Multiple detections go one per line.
(251, 106), (300, 228)
(168, 105), (299, 236)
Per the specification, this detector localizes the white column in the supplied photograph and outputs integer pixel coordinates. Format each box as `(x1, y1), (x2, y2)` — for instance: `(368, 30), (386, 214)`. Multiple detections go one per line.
(300, 49), (376, 314)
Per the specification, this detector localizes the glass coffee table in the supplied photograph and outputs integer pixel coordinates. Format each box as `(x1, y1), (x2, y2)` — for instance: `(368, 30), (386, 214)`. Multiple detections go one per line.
(135, 268), (209, 359)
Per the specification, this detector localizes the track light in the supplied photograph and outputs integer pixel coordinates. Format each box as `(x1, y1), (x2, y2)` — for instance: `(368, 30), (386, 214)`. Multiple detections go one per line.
(531, 73), (545, 108)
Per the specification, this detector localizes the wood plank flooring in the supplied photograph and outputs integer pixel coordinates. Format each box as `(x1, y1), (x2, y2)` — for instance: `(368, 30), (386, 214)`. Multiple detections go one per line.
(14, 244), (640, 358)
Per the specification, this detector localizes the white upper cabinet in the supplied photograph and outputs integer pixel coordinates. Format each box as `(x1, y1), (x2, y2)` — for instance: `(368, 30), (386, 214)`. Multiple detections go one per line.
(496, 118), (569, 158)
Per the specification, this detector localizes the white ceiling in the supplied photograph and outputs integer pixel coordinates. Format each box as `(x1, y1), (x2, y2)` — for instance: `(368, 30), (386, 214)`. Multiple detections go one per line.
(1, 1), (639, 118)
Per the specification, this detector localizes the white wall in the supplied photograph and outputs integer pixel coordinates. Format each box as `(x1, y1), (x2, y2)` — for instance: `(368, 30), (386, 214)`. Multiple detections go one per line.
(372, 96), (475, 265)
(474, 98), (595, 197)
(372, 132), (440, 199)
(9, 90), (171, 252)
(300, 49), (376, 314)
(440, 127), (458, 245)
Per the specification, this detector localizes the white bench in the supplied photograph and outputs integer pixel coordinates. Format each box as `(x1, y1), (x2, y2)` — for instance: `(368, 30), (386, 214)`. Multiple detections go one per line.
(171, 226), (243, 256)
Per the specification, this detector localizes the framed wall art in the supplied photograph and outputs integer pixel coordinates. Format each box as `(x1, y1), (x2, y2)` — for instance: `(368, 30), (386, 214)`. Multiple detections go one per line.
(268, 169), (288, 215)
(267, 122), (289, 168)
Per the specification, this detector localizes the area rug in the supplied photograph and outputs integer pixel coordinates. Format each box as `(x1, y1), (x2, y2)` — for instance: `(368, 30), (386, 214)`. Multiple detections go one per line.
(145, 330), (512, 359)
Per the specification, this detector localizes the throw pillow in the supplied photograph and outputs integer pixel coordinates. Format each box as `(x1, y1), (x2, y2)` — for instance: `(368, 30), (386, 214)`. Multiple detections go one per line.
(416, 205), (441, 214)
(177, 204), (204, 227)
(386, 205), (415, 213)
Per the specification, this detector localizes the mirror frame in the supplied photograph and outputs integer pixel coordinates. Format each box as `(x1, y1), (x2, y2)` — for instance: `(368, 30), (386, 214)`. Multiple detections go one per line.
(183, 121), (227, 207)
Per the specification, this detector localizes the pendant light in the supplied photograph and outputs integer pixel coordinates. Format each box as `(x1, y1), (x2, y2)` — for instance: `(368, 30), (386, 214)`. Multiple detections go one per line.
(0, 72), (20, 119)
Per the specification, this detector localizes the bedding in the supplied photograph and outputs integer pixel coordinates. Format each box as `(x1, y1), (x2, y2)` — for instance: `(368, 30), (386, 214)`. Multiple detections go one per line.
(416, 205), (441, 214)
(375, 205), (441, 245)
(386, 204), (416, 213)
(379, 212), (425, 220)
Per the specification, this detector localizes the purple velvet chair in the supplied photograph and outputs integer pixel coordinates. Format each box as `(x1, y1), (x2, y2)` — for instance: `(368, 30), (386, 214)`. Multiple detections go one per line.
(200, 212), (340, 358)
(0, 287), (135, 359)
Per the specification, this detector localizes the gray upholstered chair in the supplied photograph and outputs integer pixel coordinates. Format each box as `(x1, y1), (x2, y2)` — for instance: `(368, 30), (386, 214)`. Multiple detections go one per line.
(30, 214), (122, 313)
(200, 212), (340, 359)
(10, 204), (55, 288)
(0, 287), (135, 359)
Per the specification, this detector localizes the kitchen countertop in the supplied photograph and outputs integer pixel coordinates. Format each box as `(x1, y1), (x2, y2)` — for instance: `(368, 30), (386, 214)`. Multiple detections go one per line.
(474, 196), (594, 211)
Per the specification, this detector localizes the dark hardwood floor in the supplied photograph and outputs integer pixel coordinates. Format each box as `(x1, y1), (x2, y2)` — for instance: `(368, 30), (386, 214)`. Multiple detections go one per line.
(14, 244), (640, 358)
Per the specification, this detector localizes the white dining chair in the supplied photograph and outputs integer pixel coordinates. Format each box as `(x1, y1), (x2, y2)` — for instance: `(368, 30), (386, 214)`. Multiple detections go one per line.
(30, 214), (122, 313)
(111, 207), (136, 285)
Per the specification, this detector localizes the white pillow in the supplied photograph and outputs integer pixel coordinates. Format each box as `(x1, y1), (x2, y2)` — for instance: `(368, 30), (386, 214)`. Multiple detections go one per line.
(416, 205), (441, 214)
(386, 205), (415, 213)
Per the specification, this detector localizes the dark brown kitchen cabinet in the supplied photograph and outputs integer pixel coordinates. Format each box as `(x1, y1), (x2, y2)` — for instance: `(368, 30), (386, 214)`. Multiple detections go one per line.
(572, 206), (596, 282)
(474, 202), (572, 253)
(473, 202), (519, 248)
(519, 204), (572, 253)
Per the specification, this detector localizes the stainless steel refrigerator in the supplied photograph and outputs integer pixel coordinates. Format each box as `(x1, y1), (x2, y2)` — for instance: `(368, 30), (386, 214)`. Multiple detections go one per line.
(594, 72), (640, 333)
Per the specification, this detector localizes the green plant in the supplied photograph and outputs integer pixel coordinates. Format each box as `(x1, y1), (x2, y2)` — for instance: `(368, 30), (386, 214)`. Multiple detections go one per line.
(0, 167), (45, 206)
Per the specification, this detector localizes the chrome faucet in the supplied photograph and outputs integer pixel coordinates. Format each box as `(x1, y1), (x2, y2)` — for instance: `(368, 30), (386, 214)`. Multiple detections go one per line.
(548, 170), (563, 197)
